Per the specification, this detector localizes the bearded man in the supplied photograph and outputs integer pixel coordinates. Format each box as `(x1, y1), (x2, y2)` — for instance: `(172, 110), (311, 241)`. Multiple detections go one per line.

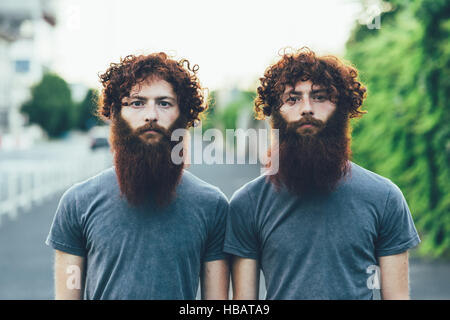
(46, 53), (229, 299)
(224, 48), (420, 300)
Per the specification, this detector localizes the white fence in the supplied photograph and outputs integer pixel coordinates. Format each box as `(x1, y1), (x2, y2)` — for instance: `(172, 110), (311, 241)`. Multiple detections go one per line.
(0, 151), (111, 222)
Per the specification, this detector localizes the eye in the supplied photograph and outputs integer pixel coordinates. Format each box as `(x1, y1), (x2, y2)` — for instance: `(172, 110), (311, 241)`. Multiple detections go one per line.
(313, 95), (328, 102)
(286, 96), (299, 104)
(130, 100), (144, 107)
(158, 101), (172, 108)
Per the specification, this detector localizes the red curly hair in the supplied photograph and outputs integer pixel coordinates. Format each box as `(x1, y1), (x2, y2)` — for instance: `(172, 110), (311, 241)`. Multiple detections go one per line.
(255, 47), (367, 120)
(98, 52), (207, 128)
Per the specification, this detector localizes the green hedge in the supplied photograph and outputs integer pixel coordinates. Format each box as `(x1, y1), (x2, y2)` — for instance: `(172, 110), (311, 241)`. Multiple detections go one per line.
(346, 0), (450, 258)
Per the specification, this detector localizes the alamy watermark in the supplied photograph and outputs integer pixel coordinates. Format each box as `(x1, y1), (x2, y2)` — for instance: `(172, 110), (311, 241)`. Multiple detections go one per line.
(366, 264), (381, 290)
(170, 123), (279, 175)
(66, 265), (81, 290)
(361, 1), (394, 30)
(366, 5), (381, 30)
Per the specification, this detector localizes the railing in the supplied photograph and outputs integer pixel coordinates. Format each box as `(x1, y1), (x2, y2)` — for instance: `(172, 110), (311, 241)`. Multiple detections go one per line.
(0, 151), (111, 222)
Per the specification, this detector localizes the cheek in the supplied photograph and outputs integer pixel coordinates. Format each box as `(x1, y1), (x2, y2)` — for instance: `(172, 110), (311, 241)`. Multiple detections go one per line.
(120, 109), (139, 130)
(279, 106), (298, 122)
(161, 107), (180, 127)
(320, 103), (336, 121)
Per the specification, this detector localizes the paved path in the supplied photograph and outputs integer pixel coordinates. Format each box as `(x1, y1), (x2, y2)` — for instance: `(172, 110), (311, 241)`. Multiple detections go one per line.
(0, 164), (449, 299)
(0, 194), (60, 299)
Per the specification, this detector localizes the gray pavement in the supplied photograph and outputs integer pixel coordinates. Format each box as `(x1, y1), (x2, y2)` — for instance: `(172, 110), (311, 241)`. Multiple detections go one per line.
(0, 193), (60, 299)
(0, 163), (449, 299)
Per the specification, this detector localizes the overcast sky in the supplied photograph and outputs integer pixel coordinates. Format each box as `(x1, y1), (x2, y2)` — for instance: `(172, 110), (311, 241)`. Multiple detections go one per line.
(53, 0), (366, 91)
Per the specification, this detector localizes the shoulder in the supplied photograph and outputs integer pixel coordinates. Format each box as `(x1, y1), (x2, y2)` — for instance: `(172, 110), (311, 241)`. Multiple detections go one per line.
(348, 162), (399, 190)
(60, 167), (117, 207)
(230, 174), (269, 205)
(177, 170), (229, 228)
(345, 162), (404, 201)
(179, 170), (228, 206)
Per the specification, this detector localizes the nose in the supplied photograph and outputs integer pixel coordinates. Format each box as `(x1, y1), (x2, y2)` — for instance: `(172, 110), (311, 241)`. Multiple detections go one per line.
(300, 98), (314, 116)
(144, 104), (158, 122)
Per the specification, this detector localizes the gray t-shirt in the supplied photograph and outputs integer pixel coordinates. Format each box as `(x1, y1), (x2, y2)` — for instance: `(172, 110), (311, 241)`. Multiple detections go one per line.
(224, 162), (420, 300)
(46, 167), (228, 300)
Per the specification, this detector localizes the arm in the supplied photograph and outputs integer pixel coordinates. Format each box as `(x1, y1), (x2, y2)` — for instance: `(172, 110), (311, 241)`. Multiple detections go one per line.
(230, 256), (259, 300)
(54, 249), (86, 300)
(379, 251), (410, 300)
(200, 259), (230, 300)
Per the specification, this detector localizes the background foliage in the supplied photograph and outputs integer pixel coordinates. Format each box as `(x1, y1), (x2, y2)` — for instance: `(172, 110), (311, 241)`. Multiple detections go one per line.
(21, 73), (99, 137)
(346, 0), (450, 257)
(201, 90), (257, 133)
(75, 88), (101, 131)
(21, 73), (75, 138)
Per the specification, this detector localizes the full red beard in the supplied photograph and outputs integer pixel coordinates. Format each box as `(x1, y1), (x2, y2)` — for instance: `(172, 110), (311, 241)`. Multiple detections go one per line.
(267, 109), (352, 195)
(109, 113), (188, 207)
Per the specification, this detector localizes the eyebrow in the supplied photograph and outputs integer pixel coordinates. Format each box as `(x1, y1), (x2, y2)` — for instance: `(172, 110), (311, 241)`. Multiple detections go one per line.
(282, 89), (327, 100)
(285, 89), (328, 96)
(155, 96), (176, 101)
(127, 95), (176, 101)
(127, 95), (147, 101)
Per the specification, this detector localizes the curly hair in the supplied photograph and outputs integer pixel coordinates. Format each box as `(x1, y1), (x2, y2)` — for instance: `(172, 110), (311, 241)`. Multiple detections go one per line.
(98, 52), (207, 128)
(255, 47), (367, 120)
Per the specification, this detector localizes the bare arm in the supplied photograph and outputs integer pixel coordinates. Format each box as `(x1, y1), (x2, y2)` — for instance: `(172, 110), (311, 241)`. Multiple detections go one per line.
(54, 249), (85, 300)
(200, 259), (230, 300)
(379, 251), (410, 300)
(231, 256), (259, 300)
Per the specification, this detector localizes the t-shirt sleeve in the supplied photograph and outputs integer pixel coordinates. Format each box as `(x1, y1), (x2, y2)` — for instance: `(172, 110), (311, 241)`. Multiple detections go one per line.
(223, 187), (259, 260)
(203, 193), (229, 262)
(375, 183), (421, 257)
(45, 187), (86, 257)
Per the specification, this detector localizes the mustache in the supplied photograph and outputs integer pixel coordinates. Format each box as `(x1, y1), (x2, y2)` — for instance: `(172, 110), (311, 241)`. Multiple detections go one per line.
(287, 115), (325, 131)
(135, 122), (169, 136)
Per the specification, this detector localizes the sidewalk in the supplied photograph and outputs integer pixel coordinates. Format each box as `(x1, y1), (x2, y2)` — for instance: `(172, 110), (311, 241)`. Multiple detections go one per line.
(409, 257), (450, 299)
(0, 193), (60, 299)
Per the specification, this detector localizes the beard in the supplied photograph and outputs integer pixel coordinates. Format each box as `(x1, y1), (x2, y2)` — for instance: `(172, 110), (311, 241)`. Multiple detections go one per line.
(267, 109), (352, 196)
(109, 113), (188, 207)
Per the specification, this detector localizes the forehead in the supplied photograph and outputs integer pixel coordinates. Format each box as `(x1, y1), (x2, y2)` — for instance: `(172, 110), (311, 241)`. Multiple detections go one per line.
(283, 80), (325, 94)
(128, 77), (176, 98)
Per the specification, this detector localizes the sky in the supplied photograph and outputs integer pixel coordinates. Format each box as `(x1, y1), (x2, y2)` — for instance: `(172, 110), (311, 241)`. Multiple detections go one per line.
(53, 0), (366, 91)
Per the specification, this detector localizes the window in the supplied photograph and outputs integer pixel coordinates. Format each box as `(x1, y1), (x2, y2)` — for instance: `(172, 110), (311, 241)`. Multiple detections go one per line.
(15, 60), (30, 73)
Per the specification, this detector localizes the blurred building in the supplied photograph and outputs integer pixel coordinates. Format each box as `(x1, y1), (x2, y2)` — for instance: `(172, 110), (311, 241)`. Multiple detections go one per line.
(0, 0), (56, 150)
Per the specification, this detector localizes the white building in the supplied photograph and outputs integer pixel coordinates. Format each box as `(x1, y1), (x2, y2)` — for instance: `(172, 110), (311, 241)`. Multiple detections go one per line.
(0, 0), (56, 150)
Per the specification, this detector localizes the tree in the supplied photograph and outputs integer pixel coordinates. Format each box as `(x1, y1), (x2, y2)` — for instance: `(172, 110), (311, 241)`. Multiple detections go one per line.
(346, 0), (450, 257)
(200, 89), (257, 132)
(76, 88), (101, 131)
(220, 90), (256, 132)
(21, 73), (76, 138)
(200, 90), (218, 132)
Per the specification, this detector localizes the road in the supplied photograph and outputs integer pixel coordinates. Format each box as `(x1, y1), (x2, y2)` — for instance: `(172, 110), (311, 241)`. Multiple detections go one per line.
(0, 144), (449, 299)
